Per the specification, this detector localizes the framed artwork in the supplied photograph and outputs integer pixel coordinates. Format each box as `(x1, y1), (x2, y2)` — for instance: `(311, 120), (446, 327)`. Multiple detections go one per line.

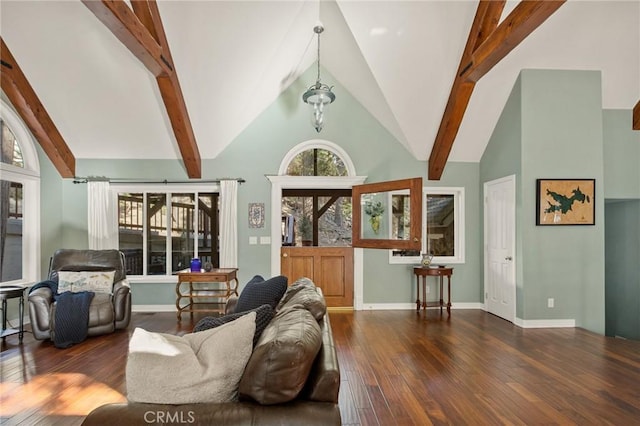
(536, 179), (595, 225)
(248, 203), (265, 228)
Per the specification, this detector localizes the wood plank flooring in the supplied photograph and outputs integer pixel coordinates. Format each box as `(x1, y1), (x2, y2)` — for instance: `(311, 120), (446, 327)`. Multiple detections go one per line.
(2, 309), (640, 425)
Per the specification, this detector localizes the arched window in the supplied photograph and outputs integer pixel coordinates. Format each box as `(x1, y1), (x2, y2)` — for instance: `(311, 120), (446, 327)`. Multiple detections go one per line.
(1, 100), (41, 284)
(285, 148), (348, 177)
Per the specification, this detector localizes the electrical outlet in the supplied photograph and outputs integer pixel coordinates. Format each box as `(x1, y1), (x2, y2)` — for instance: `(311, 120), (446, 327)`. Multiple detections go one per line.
(548, 298), (554, 308)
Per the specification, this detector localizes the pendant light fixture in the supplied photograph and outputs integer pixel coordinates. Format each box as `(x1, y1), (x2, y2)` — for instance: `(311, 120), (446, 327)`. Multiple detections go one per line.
(302, 24), (335, 133)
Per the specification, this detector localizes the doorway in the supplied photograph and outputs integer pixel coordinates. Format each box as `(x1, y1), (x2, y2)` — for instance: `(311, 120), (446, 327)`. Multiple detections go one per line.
(267, 139), (366, 309)
(484, 175), (516, 322)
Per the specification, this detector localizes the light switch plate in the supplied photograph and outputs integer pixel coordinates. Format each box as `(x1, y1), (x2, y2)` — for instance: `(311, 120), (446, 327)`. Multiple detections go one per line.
(260, 236), (271, 245)
(249, 236), (258, 245)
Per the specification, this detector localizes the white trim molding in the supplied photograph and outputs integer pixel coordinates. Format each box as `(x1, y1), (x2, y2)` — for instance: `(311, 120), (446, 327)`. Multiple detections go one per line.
(132, 304), (176, 313)
(514, 318), (576, 328)
(360, 302), (484, 310)
(1, 99), (41, 285)
(278, 139), (357, 177)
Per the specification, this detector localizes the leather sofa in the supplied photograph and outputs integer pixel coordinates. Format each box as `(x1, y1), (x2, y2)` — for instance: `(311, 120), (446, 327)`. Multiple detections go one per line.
(82, 283), (341, 425)
(28, 249), (132, 340)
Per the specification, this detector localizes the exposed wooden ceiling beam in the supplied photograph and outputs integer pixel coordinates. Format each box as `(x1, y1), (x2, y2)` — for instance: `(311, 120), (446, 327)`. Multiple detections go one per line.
(429, 0), (566, 180)
(0, 37), (75, 178)
(83, 0), (201, 178)
(633, 100), (640, 131)
(461, 1), (566, 83)
(428, 0), (506, 180)
(131, 0), (201, 178)
(82, 0), (170, 77)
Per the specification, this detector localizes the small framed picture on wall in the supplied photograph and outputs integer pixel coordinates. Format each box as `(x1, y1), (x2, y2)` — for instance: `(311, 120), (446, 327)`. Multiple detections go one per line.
(536, 179), (595, 225)
(248, 203), (265, 228)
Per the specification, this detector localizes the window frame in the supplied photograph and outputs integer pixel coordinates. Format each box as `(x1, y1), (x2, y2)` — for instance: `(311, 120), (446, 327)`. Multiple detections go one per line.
(388, 186), (465, 265)
(1, 100), (41, 286)
(113, 183), (220, 282)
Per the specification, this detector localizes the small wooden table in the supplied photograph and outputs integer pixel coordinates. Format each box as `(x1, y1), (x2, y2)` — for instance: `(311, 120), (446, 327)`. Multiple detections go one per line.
(413, 266), (453, 316)
(176, 269), (239, 320)
(1, 285), (26, 342)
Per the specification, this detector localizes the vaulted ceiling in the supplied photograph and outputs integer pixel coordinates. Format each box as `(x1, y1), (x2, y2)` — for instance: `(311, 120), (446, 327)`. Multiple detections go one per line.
(1, 1), (638, 179)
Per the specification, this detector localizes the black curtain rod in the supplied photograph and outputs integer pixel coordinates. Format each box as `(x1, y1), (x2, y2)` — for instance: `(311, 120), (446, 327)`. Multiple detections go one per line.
(72, 177), (245, 185)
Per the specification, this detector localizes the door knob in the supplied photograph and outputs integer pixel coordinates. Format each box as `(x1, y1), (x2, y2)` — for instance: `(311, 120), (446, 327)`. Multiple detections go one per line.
(282, 253), (288, 258)
(413, 237), (419, 242)
(505, 256), (513, 261)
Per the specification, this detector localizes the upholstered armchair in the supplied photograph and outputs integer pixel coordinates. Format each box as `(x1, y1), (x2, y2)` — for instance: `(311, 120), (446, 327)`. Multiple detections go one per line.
(28, 249), (132, 341)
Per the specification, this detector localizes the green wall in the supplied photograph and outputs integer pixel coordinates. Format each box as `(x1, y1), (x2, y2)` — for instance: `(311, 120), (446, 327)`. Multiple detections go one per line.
(480, 74), (524, 316)
(43, 65), (481, 308)
(521, 70), (605, 333)
(481, 69), (606, 333)
(603, 109), (640, 199)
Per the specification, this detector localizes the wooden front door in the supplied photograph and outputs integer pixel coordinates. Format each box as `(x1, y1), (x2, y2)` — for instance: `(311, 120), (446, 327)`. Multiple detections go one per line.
(281, 246), (353, 308)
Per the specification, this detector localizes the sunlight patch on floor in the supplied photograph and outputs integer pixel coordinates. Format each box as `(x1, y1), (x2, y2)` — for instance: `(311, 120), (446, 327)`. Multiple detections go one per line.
(0, 372), (125, 416)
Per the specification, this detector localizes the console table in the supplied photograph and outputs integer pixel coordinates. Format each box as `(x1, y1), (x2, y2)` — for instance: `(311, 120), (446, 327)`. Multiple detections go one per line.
(1, 285), (26, 342)
(176, 269), (239, 320)
(413, 266), (453, 316)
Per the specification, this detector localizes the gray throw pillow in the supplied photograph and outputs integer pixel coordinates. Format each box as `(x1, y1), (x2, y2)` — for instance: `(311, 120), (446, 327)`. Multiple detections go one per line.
(235, 275), (288, 313)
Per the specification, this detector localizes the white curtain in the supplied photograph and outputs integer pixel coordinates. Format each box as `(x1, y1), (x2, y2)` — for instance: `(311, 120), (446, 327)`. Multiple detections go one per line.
(219, 180), (238, 268)
(87, 181), (118, 249)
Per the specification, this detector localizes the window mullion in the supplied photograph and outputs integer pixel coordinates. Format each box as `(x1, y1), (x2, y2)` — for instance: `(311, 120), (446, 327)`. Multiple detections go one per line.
(166, 192), (172, 275)
(193, 192), (199, 259)
(142, 193), (148, 276)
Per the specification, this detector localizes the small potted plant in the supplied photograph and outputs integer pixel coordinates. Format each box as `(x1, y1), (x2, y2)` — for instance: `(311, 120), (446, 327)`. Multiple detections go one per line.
(299, 215), (313, 246)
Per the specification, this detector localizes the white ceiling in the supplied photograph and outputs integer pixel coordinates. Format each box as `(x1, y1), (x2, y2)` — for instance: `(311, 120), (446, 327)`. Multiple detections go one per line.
(1, 0), (638, 166)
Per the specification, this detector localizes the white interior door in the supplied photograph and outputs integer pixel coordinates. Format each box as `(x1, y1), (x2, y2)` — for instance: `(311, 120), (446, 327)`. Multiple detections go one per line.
(484, 175), (516, 322)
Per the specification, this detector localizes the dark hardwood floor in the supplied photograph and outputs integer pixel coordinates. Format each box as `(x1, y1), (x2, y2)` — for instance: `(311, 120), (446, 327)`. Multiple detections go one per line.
(2, 309), (640, 425)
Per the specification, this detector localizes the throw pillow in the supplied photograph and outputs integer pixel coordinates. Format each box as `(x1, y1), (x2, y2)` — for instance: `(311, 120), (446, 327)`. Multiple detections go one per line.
(193, 304), (275, 346)
(239, 305), (322, 405)
(126, 312), (256, 404)
(57, 270), (115, 294)
(276, 276), (316, 310)
(235, 275), (288, 313)
(277, 278), (326, 321)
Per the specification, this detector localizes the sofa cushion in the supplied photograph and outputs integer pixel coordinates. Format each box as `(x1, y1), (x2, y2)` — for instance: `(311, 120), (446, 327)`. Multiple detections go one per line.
(193, 303), (274, 346)
(126, 312), (256, 404)
(239, 305), (322, 405)
(57, 270), (115, 294)
(277, 278), (326, 321)
(235, 275), (287, 313)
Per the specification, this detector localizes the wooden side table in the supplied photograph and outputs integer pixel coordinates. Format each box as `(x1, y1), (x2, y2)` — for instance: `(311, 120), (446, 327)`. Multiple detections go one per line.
(1, 285), (26, 342)
(176, 269), (239, 320)
(413, 266), (453, 316)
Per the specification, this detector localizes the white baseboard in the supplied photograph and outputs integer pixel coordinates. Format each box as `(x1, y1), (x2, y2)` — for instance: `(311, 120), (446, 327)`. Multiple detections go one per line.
(358, 302), (484, 310)
(132, 304), (176, 313)
(514, 318), (576, 328)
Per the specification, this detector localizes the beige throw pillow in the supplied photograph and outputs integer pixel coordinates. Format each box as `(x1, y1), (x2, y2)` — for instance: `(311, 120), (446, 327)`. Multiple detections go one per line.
(57, 270), (115, 294)
(126, 311), (256, 404)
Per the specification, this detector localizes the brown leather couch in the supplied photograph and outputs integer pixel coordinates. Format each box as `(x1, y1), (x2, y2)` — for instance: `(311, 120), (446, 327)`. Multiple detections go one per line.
(82, 284), (341, 425)
(28, 249), (132, 340)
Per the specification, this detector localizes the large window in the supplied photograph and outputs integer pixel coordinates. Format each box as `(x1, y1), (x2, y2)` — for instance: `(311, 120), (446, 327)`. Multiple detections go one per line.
(117, 189), (219, 276)
(1, 101), (40, 286)
(389, 187), (465, 264)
